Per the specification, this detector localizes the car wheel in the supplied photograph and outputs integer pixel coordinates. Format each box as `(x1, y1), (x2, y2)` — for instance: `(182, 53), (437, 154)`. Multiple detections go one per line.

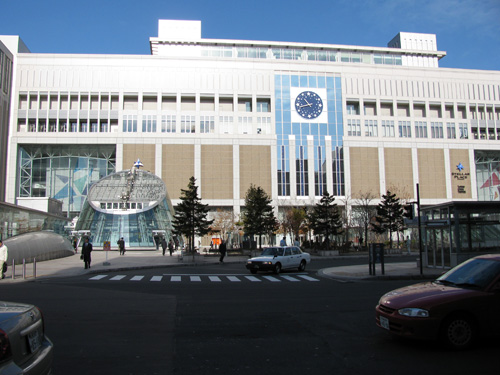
(298, 260), (306, 271)
(440, 314), (477, 350)
(250, 270), (257, 274)
(274, 263), (282, 274)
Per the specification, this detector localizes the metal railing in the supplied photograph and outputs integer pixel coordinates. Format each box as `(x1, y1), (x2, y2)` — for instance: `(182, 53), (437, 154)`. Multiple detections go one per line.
(9, 258), (37, 280)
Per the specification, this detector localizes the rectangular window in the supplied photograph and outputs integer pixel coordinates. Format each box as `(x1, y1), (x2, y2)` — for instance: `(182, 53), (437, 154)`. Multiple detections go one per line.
(38, 119), (46, 132)
(49, 120), (57, 133)
(347, 119), (361, 136)
(123, 115), (138, 132)
(431, 122), (444, 138)
(459, 123), (468, 139)
(200, 116), (215, 133)
(90, 121), (98, 133)
(257, 116), (271, 134)
(398, 121), (411, 138)
(219, 116), (233, 134)
(446, 123), (456, 139)
(28, 120), (36, 132)
(80, 120), (88, 133)
(415, 121), (428, 138)
(161, 115), (176, 133)
(238, 98), (252, 112)
(100, 121), (108, 133)
(365, 120), (378, 137)
(142, 115), (157, 132)
(239, 116), (252, 134)
(58, 120), (67, 132)
(181, 115), (195, 133)
(256, 99), (270, 112)
(381, 120), (395, 137)
(70, 120), (78, 132)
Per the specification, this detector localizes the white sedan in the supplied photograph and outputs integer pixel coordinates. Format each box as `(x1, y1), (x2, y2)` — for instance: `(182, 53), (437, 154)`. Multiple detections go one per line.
(246, 246), (311, 274)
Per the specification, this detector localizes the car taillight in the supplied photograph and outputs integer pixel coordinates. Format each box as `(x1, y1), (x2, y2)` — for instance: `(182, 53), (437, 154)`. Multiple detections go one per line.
(0, 329), (13, 363)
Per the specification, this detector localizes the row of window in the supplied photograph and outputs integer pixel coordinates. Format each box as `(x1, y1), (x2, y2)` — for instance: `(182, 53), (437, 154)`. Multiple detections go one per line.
(19, 92), (272, 113)
(100, 202), (143, 210)
(347, 120), (473, 139)
(123, 115), (272, 135)
(195, 45), (405, 66)
(346, 101), (500, 120)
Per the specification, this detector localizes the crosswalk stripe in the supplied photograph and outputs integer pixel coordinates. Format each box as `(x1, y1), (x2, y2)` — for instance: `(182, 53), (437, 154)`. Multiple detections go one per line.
(89, 274), (321, 283)
(89, 275), (107, 280)
(297, 275), (320, 282)
(262, 276), (281, 282)
(245, 276), (261, 282)
(281, 275), (300, 282)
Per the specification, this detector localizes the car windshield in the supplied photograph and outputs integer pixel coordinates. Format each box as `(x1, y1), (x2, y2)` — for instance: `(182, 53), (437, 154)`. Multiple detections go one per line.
(436, 258), (500, 289)
(261, 248), (284, 256)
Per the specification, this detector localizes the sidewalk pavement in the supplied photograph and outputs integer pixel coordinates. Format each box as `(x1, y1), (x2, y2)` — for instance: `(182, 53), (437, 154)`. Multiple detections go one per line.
(1, 250), (445, 283)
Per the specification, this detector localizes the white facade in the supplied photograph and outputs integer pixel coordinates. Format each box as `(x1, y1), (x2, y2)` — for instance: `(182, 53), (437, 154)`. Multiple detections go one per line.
(1, 20), (500, 223)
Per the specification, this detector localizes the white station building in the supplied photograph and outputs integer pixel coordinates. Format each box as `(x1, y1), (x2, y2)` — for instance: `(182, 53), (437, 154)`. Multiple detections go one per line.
(1, 20), (500, 264)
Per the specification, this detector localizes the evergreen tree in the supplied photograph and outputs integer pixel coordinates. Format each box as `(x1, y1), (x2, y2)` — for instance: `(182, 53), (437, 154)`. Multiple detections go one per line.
(172, 177), (213, 254)
(307, 191), (343, 250)
(370, 190), (403, 249)
(242, 185), (278, 249)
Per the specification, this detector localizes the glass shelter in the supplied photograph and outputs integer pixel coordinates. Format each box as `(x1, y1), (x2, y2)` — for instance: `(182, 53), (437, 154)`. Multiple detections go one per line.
(422, 202), (500, 268)
(76, 162), (175, 248)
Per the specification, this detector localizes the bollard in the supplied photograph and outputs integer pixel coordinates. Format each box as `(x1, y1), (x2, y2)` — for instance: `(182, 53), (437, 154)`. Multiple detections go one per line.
(11, 259), (15, 280)
(22, 258), (26, 279)
(33, 258), (36, 279)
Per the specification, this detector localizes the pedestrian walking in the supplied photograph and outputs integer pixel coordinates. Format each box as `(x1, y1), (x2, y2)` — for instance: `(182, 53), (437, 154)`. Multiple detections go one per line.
(0, 240), (8, 279)
(280, 237), (287, 246)
(168, 240), (174, 256)
(219, 240), (227, 264)
(161, 237), (167, 256)
(82, 237), (93, 269)
(117, 237), (126, 255)
(154, 234), (160, 250)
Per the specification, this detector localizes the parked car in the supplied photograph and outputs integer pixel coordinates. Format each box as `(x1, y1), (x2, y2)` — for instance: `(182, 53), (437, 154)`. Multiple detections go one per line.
(0, 301), (53, 374)
(375, 254), (500, 349)
(246, 246), (311, 274)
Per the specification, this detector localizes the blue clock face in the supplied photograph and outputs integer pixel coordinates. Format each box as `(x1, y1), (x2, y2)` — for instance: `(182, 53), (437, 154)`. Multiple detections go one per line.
(295, 91), (323, 119)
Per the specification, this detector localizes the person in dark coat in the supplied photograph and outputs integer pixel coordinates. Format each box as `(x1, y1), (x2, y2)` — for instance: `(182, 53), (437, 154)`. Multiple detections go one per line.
(168, 240), (174, 256)
(161, 237), (167, 256)
(219, 240), (227, 264)
(117, 237), (126, 255)
(82, 238), (93, 269)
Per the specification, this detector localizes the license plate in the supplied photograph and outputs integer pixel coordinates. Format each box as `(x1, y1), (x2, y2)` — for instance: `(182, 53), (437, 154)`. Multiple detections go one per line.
(380, 316), (390, 330)
(28, 330), (42, 353)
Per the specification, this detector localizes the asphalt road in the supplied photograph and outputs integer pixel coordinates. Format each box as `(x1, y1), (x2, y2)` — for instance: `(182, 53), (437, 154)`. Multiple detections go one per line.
(1, 260), (498, 375)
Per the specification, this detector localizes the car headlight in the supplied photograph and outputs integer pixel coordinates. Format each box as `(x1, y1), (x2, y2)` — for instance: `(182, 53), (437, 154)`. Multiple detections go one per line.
(262, 261), (272, 265)
(398, 308), (429, 318)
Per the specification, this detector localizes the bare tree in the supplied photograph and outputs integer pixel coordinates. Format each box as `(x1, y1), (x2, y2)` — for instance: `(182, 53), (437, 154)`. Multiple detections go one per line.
(353, 190), (377, 249)
(211, 208), (237, 244)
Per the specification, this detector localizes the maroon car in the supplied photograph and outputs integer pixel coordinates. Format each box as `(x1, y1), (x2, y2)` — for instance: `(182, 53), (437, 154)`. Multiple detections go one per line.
(375, 254), (500, 349)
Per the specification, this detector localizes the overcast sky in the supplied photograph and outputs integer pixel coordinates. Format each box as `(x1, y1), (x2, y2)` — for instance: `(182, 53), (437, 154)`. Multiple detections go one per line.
(2, 0), (499, 70)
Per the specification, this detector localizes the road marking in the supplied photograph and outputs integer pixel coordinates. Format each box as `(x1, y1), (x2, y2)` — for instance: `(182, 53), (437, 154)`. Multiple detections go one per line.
(190, 276), (201, 282)
(227, 276), (240, 282)
(89, 275), (107, 280)
(151, 276), (163, 282)
(281, 275), (300, 282)
(262, 276), (281, 282)
(209, 276), (221, 282)
(110, 275), (126, 281)
(297, 275), (320, 282)
(170, 276), (181, 282)
(244, 276), (261, 282)
(131, 276), (144, 281)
